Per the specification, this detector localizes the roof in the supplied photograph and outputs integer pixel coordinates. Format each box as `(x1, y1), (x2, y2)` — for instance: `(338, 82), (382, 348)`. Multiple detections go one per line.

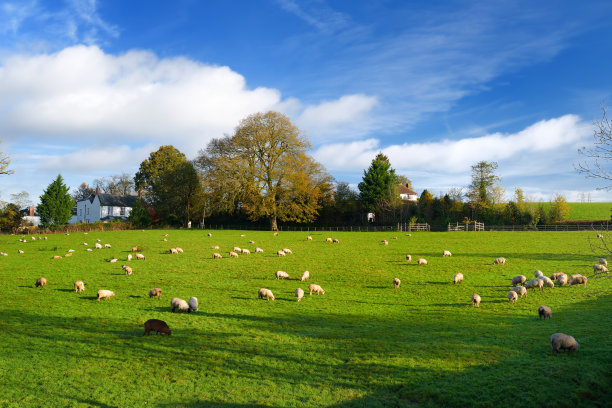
(97, 194), (139, 207)
(397, 184), (417, 195)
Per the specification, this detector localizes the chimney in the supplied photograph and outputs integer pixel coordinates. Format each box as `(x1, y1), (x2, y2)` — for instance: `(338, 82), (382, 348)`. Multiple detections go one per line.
(29, 205), (35, 216)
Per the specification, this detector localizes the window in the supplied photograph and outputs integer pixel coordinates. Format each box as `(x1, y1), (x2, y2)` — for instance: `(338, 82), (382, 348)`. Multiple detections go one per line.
(86, 207), (89, 215)
(120, 207), (125, 216)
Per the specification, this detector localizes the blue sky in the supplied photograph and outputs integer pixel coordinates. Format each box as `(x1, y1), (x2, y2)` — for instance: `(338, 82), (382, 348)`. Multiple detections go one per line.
(1, 0), (612, 205)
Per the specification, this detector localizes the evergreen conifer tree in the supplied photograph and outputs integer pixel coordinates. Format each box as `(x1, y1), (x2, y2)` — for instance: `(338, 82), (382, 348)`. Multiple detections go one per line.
(37, 174), (74, 228)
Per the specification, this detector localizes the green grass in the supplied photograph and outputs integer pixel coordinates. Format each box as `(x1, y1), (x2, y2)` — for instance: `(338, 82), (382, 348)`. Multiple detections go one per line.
(0, 230), (611, 407)
(566, 202), (612, 220)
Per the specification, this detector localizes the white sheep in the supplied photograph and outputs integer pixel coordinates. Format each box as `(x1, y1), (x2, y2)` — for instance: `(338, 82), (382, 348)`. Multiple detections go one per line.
(538, 275), (555, 288)
(326, 237), (332, 242)
(17, 250), (24, 254)
(208, 233), (212, 237)
(109, 258), (118, 263)
(511, 286), (527, 298)
(229, 251), (239, 258)
(211, 245), (220, 250)
(593, 264), (609, 274)
(249, 240), (255, 244)
(241, 248), (251, 254)
(212, 252), (223, 259)
(86, 248), (93, 252)
(307, 236), (312, 241)
(453, 273), (463, 284)
(170, 248), (178, 254)
(525, 278), (543, 291)
(256, 247), (264, 253)
(170, 297), (189, 312)
(332, 239), (339, 243)
(277, 250), (286, 257)
(569, 275), (588, 287)
(472, 293), (481, 307)
(258, 288), (275, 300)
(74, 280), (85, 293)
(176, 247), (183, 253)
(295, 288), (304, 302)
(507, 290), (518, 303)
(393, 278), (401, 289)
(275, 270), (290, 280)
(127, 254), (132, 261)
(148, 288), (162, 299)
(104, 244), (111, 248)
(599, 258), (608, 266)
(97, 290), (116, 301)
(35, 277), (47, 288)
(549, 272), (564, 281)
(135, 253), (145, 260)
(596, 233), (604, 239)
(282, 248), (292, 254)
(188, 297), (198, 312)
(534, 270), (543, 278)
(406, 254), (412, 262)
(556, 274), (568, 286)
(309, 284), (325, 295)
(94, 243), (102, 249)
(550, 333), (579, 353)
(443, 250), (452, 257)
(493, 257), (506, 265)
(418, 258), (428, 265)
(122, 265), (133, 275)
(233, 247), (242, 252)
(382, 240), (389, 246)
(301, 270), (310, 281)
(511, 275), (527, 286)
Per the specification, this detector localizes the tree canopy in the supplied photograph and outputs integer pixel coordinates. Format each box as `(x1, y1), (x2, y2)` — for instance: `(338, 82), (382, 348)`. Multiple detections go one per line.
(358, 153), (398, 213)
(576, 105), (612, 190)
(196, 111), (332, 230)
(37, 174), (74, 228)
(467, 161), (501, 206)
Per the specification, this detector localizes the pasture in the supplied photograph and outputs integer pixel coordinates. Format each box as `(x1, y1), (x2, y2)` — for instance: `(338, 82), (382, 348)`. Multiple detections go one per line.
(0, 230), (610, 407)
(566, 202), (612, 220)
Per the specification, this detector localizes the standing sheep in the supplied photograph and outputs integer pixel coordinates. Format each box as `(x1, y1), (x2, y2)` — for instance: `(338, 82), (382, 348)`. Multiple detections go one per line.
(511, 275), (527, 286)
(326, 237), (332, 242)
(212, 253), (222, 259)
(131, 246), (138, 252)
(453, 273), (464, 284)
(507, 290), (518, 303)
(233, 247), (242, 252)
(443, 250), (452, 257)
(549, 272), (564, 281)
(188, 297), (198, 312)
(307, 236), (312, 241)
(295, 288), (304, 302)
(538, 305), (552, 320)
(393, 278), (401, 289)
(382, 240), (389, 246)
(211, 245), (220, 249)
(569, 275), (588, 287)
(122, 265), (133, 276)
(74, 280), (85, 293)
(593, 264), (609, 274)
(418, 258), (428, 265)
(406, 254), (412, 262)
(525, 278), (544, 291)
(332, 239), (340, 243)
(277, 250), (286, 257)
(176, 248), (183, 253)
(127, 254), (133, 261)
(255, 248), (264, 253)
(301, 271), (310, 281)
(599, 258), (608, 267)
(35, 277), (47, 289)
(534, 270), (543, 278)
(538, 276), (555, 288)
(148, 288), (162, 299)
(258, 288), (275, 301)
(493, 257), (506, 265)
(309, 284), (325, 295)
(169, 248), (178, 254)
(241, 249), (251, 254)
(550, 333), (579, 353)
(143, 319), (171, 336)
(556, 274), (568, 286)
(471, 293), (481, 307)
(170, 297), (190, 312)
(95, 243), (102, 249)
(229, 251), (239, 258)
(511, 286), (527, 298)
(135, 253), (145, 260)
(275, 270), (290, 280)
(97, 290), (116, 301)
(104, 244), (111, 248)
(283, 248), (293, 254)
(596, 233), (604, 239)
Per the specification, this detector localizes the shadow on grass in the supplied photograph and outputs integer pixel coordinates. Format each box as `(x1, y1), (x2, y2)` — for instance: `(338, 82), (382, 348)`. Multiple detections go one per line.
(54, 288), (74, 292)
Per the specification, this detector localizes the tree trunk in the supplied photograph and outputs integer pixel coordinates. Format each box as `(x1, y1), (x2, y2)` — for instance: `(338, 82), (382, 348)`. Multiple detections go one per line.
(270, 216), (278, 231)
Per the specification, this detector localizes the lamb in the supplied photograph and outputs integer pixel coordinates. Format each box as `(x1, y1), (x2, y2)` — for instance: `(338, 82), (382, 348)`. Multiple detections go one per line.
(593, 264), (609, 274)
(170, 297), (190, 312)
(135, 253), (145, 260)
(538, 305), (552, 320)
(309, 284), (325, 295)
(599, 258), (608, 267)
(471, 293), (481, 307)
(511, 275), (527, 286)
(512, 286), (527, 298)
(35, 277), (47, 288)
(74, 280), (85, 293)
(493, 257), (506, 265)
(382, 240), (389, 246)
(406, 254), (412, 262)
(326, 237), (332, 242)
(188, 297), (198, 312)
(534, 270), (543, 278)
(211, 246), (220, 249)
(233, 247), (242, 252)
(97, 290), (116, 301)
(241, 249), (251, 254)
(282, 248), (292, 254)
(123, 265), (133, 275)
(538, 276), (555, 288)
(295, 288), (304, 302)
(418, 258), (428, 265)
(148, 288), (162, 299)
(255, 248), (264, 253)
(229, 251), (239, 258)
(550, 333), (579, 353)
(212, 252), (222, 259)
(307, 236), (312, 241)
(507, 290), (518, 303)
(258, 288), (275, 301)
(393, 278), (401, 289)
(276, 270), (290, 280)
(443, 250), (452, 257)
(301, 271), (310, 281)
(453, 273), (464, 284)
(127, 254), (132, 261)
(277, 250), (286, 257)
(332, 238), (340, 243)
(143, 319), (171, 336)
(525, 278), (544, 291)
(169, 248), (178, 254)
(569, 275), (588, 287)
(556, 274), (568, 286)
(94, 243), (102, 249)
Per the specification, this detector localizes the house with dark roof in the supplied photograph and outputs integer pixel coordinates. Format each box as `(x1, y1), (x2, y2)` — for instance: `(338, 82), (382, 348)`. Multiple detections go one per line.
(397, 184), (418, 202)
(71, 186), (139, 224)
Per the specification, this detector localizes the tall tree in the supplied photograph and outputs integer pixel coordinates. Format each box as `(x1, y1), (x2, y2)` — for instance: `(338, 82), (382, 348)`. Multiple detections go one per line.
(467, 161), (501, 206)
(0, 142), (14, 176)
(72, 182), (95, 201)
(358, 153), (398, 213)
(0, 203), (22, 232)
(37, 174), (74, 228)
(549, 193), (571, 222)
(576, 105), (612, 189)
(196, 111), (332, 230)
(94, 173), (135, 196)
(135, 146), (187, 195)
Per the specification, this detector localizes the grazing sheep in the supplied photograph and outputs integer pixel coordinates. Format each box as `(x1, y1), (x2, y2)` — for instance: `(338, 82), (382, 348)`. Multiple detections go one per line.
(169, 248), (178, 254)
(391, 237), (398, 240)
(453, 273), (464, 284)
(276, 270), (290, 280)
(326, 237), (332, 242)
(258, 288), (275, 301)
(256, 247), (264, 253)
(418, 258), (428, 265)
(241, 249), (251, 254)
(283, 248), (292, 254)
(273, 232), (279, 236)
(148, 288), (162, 299)
(550, 333), (579, 353)
(277, 250), (286, 257)
(127, 254), (132, 261)
(301, 271), (310, 281)
(17, 249), (24, 254)
(525, 278), (544, 291)
(249, 240), (255, 244)
(295, 288), (304, 302)
(44, 236), (47, 240)
(64, 253), (72, 257)
(569, 275), (588, 288)
(557, 274), (568, 286)
(107, 258), (117, 264)
(512, 286), (527, 298)
(229, 251), (239, 258)
(97, 290), (116, 301)
(131, 247), (138, 252)
(406, 234), (411, 237)
(143, 319), (171, 336)
(493, 257), (506, 265)
(162, 238), (167, 242)
(240, 234), (246, 237)
(212, 252), (222, 259)
(599, 258), (608, 266)
(74, 280), (85, 293)
(211, 245), (220, 249)
(549, 272), (564, 280)
(233, 247), (242, 252)
(511, 275), (527, 286)
(86, 248), (93, 252)
(95, 243), (102, 249)
(393, 278), (401, 289)
(123, 265), (133, 276)
(175, 247), (183, 253)
(538, 305), (552, 320)
(596, 233), (604, 239)
(135, 253), (145, 260)
(309, 284), (325, 295)
(534, 270), (543, 278)
(382, 240), (389, 246)
(443, 250), (452, 257)
(188, 297), (198, 312)
(35, 277), (47, 288)
(170, 297), (190, 312)
(508, 290), (518, 303)
(538, 276), (555, 288)
(471, 293), (481, 307)
(104, 244), (111, 248)
(307, 236), (312, 241)
(406, 254), (412, 262)
(593, 264), (609, 274)
(332, 238), (340, 243)
(52, 255), (62, 259)
(208, 233), (212, 237)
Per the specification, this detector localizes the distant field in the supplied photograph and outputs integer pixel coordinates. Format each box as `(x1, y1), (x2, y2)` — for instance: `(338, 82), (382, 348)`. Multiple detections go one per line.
(566, 202), (612, 220)
(0, 230), (610, 407)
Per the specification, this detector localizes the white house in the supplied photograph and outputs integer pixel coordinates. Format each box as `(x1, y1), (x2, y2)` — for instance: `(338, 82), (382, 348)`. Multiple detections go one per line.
(398, 184), (418, 202)
(21, 206), (41, 226)
(72, 188), (139, 224)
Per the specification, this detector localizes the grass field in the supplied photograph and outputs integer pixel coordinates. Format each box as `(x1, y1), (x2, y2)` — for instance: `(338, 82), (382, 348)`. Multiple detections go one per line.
(0, 230), (611, 407)
(566, 202), (612, 220)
